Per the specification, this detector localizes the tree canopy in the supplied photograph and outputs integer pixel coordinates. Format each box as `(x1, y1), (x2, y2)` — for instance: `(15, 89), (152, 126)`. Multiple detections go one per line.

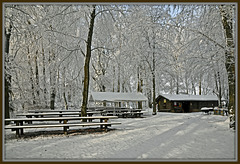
(4, 4), (236, 120)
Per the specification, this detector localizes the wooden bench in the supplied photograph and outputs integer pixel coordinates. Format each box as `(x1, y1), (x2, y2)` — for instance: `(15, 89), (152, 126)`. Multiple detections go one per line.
(17, 111), (101, 119)
(5, 122), (121, 136)
(28, 109), (83, 113)
(28, 108), (105, 113)
(28, 109), (102, 115)
(5, 116), (120, 137)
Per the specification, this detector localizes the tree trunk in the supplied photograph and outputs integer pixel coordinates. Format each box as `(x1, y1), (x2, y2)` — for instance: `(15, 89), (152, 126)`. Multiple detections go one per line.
(219, 5), (235, 124)
(152, 45), (156, 115)
(147, 89), (152, 108)
(117, 63), (121, 92)
(62, 67), (68, 110)
(170, 78), (173, 94)
(49, 51), (56, 110)
(112, 66), (115, 92)
(50, 68), (56, 110)
(137, 66), (143, 109)
(42, 46), (48, 108)
(101, 69), (106, 92)
(176, 75), (179, 94)
(117, 64), (121, 107)
(34, 53), (40, 100)
(152, 72), (156, 115)
(192, 82), (196, 95)
(4, 25), (12, 121)
(27, 49), (36, 105)
(122, 80), (125, 93)
(50, 92), (55, 110)
(63, 92), (68, 110)
(185, 75), (189, 94)
(215, 72), (222, 107)
(81, 5), (96, 118)
(199, 76), (202, 95)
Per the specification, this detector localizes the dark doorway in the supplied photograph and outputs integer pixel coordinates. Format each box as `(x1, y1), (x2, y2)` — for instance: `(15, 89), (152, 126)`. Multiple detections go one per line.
(182, 101), (190, 113)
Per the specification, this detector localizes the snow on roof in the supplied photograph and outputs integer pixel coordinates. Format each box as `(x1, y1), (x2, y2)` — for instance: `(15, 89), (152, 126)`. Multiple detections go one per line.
(160, 94), (220, 101)
(89, 92), (148, 102)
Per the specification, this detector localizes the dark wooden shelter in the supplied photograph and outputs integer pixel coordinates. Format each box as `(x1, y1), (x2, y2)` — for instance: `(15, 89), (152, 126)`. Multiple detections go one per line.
(155, 94), (219, 113)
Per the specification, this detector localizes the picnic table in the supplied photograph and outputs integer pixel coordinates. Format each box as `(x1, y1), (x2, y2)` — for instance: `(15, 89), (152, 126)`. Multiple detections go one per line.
(87, 107), (146, 118)
(95, 107), (130, 111)
(201, 107), (214, 114)
(28, 109), (81, 113)
(17, 111), (101, 118)
(105, 111), (147, 118)
(5, 116), (120, 137)
(101, 108), (145, 118)
(28, 109), (83, 113)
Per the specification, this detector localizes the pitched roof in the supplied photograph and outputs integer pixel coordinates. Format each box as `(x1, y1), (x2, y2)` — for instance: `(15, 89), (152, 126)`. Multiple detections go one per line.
(89, 92), (148, 102)
(159, 94), (220, 101)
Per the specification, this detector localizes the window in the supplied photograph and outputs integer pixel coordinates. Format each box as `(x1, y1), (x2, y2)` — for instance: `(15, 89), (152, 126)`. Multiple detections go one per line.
(163, 99), (166, 108)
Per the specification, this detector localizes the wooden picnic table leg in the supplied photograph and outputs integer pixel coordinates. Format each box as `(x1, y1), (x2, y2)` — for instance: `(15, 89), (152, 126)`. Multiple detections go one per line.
(59, 114), (63, 123)
(100, 118), (103, 128)
(26, 116), (32, 124)
(63, 120), (68, 135)
(15, 121), (20, 137)
(15, 121), (24, 137)
(104, 119), (108, 130)
(100, 118), (104, 129)
(20, 121), (24, 135)
(100, 118), (109, 129)
(88, 113), (93, 122)
(59, 111), (63, 118)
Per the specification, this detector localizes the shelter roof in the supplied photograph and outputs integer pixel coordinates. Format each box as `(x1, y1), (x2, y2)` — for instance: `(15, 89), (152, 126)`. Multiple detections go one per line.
(89, 92), (148, 102)
(159, 94), (221, 101)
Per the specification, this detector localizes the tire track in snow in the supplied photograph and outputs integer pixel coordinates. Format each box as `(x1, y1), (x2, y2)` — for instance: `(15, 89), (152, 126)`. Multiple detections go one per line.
(106, 114), (204, 159)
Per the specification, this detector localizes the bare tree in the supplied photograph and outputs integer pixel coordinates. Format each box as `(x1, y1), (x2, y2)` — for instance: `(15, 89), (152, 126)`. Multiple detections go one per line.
(4, 24), (12, 121)
(219, 5), (236, 128)
(81, 5), (96, 117)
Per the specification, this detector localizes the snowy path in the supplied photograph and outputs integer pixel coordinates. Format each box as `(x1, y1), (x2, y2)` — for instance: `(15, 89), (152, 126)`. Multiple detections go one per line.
(4, 112), (236, 161)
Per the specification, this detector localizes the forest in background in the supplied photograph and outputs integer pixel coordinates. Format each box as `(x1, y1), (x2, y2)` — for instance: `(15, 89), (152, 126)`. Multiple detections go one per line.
(4, 4), (236, 120)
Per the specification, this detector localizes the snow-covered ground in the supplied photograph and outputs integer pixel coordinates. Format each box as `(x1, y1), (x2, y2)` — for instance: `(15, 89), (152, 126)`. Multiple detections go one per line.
(3, 110), (236, 161)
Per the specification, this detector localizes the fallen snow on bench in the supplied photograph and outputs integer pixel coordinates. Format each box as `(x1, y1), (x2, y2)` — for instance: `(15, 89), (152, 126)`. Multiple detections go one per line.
(4, 110), (236, 161)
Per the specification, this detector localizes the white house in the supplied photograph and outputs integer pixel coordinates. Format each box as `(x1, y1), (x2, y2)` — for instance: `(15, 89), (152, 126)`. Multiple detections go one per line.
(89, 92), (148, 109)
